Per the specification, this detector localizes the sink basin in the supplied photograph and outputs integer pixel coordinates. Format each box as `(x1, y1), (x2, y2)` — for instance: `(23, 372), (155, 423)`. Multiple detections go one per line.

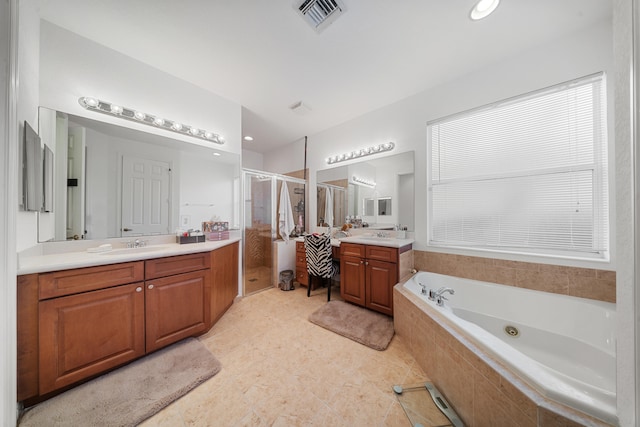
(99, 246), (165, 256)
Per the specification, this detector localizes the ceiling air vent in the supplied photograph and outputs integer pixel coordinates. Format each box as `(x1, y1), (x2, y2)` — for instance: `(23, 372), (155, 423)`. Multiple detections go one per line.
(296, 0), (345, 33)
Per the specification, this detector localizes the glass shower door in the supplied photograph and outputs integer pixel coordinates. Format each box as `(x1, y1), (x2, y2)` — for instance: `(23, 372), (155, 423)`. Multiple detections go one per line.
(243, 172), (274, 295)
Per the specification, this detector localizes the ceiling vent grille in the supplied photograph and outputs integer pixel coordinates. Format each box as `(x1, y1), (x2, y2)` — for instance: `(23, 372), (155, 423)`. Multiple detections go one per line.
(296, 0), (345, 33)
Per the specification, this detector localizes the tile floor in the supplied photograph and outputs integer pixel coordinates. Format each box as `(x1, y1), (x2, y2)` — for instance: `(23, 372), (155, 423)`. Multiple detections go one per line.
(140, 285), (427, 426)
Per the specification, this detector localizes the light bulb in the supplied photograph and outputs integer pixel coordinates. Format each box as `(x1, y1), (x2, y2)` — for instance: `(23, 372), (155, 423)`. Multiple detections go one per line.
(189, 127), (200, 136)
(110, 105), (123, 114)
(83, 97), (99, 107)
(172, 122), (183, 131)
(470, 0), (500, 20)
(134, 111), (145, 120)
(153, 117), (165, 126)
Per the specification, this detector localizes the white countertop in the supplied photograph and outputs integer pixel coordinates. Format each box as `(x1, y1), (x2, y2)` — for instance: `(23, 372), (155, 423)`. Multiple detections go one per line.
(18, 238), (241, 275)
(338, 235), (414, 248)
(295, 234), (414, 249)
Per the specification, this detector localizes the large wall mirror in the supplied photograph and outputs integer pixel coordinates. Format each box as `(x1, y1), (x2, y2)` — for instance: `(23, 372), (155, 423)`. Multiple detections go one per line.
(37, 107), (241, 242)
(316, 151), (414, 230)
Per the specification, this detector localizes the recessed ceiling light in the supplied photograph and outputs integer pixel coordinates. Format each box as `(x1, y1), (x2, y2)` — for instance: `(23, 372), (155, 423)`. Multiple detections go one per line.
(243, 136), (254, 141)
(470, 0), (500, 20)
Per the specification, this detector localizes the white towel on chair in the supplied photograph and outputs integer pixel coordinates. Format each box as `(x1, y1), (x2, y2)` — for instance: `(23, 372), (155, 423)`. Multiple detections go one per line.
(325, 187), (333, 228)
(279, 181), (295, 242)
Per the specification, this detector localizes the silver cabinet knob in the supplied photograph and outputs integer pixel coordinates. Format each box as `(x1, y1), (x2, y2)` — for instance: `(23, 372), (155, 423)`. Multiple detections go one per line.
(135, 287), (142, 292)
(148, 284), (154, 290)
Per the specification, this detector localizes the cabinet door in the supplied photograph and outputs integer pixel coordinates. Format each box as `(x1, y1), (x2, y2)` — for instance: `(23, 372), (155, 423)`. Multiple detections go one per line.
(340, 255), (366, 305)
(365, 259), (397, 316)
(39, 283), (145, 394)
(211, 242), (239, 325)
(145, 270), (208, 352)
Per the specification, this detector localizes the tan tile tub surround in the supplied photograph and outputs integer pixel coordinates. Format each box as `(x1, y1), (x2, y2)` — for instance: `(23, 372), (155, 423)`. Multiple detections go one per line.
(413, 250), (616, 303)
(394, 283), (614, 427)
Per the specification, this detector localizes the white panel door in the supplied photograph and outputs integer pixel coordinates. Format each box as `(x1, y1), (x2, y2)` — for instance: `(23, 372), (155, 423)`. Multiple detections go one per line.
(121, 156), (171, 237)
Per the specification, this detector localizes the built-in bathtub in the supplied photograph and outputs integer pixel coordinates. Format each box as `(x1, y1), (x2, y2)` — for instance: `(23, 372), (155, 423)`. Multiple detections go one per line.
(394, 271), (616, 426)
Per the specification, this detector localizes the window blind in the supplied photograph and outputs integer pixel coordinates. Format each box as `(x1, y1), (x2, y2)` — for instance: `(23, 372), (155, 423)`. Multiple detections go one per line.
(428, 73), (608, 258)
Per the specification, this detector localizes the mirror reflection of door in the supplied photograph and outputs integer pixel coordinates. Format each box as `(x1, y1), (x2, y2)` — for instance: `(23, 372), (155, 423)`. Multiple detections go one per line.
(121, 156), (171, 237)
(66, 127), (86, 240)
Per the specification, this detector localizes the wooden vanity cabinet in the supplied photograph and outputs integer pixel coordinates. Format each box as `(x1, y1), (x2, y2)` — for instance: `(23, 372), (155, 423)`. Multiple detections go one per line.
(210, 241), (239, 324)
(36, 261), (146, 395)
(38, 282), (145, 394)
(295, 241), (308, 287)
(340, 243), (401, 316)
(18, 244), (239, 402)
(144, 253), (210, 352)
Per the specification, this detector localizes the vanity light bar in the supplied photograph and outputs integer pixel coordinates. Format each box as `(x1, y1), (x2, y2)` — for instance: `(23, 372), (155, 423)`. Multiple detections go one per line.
(352, 175), (376, 188)
(326, 141), (395, 164)
(78, 97), (225, 145)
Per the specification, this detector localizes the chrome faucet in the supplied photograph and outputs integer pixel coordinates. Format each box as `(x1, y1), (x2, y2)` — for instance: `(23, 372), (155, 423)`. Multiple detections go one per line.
(432, 287), (454, 307)
(418, 282), (427, 295)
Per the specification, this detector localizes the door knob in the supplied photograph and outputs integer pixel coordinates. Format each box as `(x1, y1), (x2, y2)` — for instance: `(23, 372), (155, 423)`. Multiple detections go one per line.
(135, 287), (142, 292)
(123, 228), (133, 232)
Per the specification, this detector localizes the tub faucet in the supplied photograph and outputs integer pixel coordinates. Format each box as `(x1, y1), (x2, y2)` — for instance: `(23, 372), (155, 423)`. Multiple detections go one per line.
(433, 287), (454, 307)
(418, 282), (427, 295)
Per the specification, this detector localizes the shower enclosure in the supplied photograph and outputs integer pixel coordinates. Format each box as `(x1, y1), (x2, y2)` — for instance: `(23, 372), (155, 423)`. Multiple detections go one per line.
(243, 170), (305, 295)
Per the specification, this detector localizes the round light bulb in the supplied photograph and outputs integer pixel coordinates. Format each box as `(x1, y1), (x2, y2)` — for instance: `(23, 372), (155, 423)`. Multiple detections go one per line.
(83, 97), (99, 107)
(134, 111), (145, 120)
(172, 122), (183, 131)
(110, 105), (123, 114)
(189, 127), (200, 136)
(243, 136), (254, 141)
(153, 117), (165, 126)
(470, 0), (500, 20)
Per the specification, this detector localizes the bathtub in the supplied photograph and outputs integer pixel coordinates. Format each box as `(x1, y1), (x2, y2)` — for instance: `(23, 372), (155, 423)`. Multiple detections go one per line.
(403, 271), (616, 425)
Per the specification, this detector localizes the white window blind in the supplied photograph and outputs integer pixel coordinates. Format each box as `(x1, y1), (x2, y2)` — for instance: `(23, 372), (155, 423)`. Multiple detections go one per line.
(428, 73), (608, 258)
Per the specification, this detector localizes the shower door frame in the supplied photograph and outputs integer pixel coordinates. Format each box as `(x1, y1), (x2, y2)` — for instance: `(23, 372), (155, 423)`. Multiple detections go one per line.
(241, 169), (306, 296)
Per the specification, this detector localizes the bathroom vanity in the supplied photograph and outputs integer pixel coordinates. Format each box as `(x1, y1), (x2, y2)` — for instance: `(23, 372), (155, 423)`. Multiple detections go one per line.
(296, 234), (412, 316)
(17, 240), (239, 402)
(339, 239), (412, 316)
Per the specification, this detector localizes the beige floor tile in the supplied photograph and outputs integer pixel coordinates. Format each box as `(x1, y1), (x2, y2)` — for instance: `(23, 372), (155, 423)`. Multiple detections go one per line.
(143, 286), (434, 426)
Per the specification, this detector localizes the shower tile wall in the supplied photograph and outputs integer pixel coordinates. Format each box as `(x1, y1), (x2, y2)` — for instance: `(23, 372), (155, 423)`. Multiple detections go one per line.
(413, 251), (615, 303)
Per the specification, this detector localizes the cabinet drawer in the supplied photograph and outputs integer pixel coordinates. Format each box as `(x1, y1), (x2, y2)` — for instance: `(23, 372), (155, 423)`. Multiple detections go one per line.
(295, 267), (308, 286)
(145, 252), (211, 279)
(296, 241), (305, 253)
(296, 252), (307, 264)
(340, 242), (365, 258)
(39, 262), (144, 300)
(365, 245), (398, 263)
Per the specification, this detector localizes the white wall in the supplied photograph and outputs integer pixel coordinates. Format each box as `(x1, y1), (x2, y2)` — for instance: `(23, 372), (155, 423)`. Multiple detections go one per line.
(15, 0), (40, 252)
(242, 149), (263, 171)
(265, 19), (614, 270)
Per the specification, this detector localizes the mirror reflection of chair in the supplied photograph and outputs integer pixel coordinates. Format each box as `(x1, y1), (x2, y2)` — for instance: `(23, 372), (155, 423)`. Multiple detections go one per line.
(304, 234), (339, 301)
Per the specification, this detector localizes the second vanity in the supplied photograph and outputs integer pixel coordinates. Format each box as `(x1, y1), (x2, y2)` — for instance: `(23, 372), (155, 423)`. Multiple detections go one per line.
(17, 237), (240, 403)
(296, 233), (413, 316)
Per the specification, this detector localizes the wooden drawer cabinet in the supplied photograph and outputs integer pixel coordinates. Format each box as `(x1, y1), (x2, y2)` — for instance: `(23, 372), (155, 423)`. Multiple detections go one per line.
(295, 241), (309, 287)
(39, 262), (144, 300)
(145, 252), (210, 280)
(18, 243), (239, 402)
(340, 243), (405, 316)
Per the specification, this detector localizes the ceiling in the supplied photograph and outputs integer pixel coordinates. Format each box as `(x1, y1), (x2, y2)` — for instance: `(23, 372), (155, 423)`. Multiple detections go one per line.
(39, 0), (612, 153)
